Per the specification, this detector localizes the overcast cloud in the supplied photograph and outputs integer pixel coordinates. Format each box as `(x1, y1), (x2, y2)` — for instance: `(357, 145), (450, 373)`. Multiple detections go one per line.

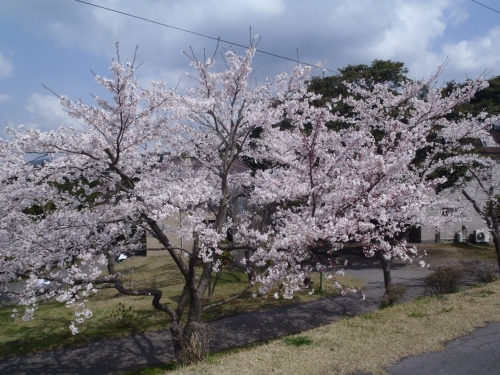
(0, 0), (499, 134)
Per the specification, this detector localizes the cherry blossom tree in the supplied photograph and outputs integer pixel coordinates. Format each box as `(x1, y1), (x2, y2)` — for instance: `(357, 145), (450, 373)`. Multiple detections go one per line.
(0, 43), (320, 362)
(0, 42), (494, 363)
(338, 72), (497, 287)
(459, 152), (500, 271)
(438, 78), (500, 273)
(255, 66), (495, 289)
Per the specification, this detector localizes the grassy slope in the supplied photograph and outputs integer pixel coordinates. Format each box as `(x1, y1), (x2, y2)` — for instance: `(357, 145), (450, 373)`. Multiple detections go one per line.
(172, 281), (500, 375)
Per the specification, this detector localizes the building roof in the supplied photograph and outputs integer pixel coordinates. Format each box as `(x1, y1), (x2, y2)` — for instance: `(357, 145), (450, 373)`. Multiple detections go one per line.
(481, 130), (500, 154)
(159, 156), (253, 175)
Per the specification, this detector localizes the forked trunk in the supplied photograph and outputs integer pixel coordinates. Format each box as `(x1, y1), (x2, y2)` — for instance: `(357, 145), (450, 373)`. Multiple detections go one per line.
(166, 233), (217, 364)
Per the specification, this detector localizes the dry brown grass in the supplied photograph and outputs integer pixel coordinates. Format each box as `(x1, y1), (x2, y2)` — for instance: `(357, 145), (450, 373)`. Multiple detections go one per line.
(172, 282), (500, 375)
(414, 242), (497, 267)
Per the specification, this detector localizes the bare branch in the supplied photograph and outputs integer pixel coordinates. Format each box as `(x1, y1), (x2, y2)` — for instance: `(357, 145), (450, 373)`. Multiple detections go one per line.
(202, 283), (254, 311)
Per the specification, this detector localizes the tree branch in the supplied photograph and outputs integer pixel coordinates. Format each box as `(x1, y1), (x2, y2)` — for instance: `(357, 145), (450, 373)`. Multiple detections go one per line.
(202, 283), (254, 311)
(114, 279), (178, 321)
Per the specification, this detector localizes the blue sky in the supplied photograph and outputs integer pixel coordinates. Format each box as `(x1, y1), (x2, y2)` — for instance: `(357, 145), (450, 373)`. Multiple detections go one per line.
(1, 0), (500, 135)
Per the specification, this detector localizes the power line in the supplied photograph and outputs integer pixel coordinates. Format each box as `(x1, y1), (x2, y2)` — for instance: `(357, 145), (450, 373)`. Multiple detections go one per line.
(74, 0), (335, 73)
(471, 0), (500, 14)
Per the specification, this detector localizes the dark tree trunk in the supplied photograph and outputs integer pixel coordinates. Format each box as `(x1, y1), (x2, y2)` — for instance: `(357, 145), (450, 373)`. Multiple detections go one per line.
(245, 249), (256, 282)
(207, 273), (213, 301)
(107, 253), (116, 275)
(493, 232), (500, 275)
(170, 324), (185, 362)
(376, 251), (392, 290)
(208, 267), (224, 302)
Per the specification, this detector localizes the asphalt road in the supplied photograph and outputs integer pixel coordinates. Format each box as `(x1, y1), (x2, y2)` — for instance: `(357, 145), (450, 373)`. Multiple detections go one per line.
(385, 322), (500, 375)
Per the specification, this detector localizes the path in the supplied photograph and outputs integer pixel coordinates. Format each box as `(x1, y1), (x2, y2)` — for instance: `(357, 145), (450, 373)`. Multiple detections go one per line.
(0, 255), (479, 375)
(383, 322), (500, 375)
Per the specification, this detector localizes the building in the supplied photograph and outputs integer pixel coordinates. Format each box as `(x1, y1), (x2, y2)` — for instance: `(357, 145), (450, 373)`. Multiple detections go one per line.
(146, 157), (252, 257)
(410, 129), (500, 244)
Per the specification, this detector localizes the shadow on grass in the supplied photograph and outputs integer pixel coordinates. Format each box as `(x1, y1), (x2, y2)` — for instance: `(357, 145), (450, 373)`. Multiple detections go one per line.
(0, 300), (169, 360)
(121, 342), (267, 375)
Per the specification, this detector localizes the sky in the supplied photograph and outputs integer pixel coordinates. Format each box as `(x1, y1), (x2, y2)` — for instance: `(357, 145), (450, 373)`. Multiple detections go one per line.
(1, 0), (500, 135)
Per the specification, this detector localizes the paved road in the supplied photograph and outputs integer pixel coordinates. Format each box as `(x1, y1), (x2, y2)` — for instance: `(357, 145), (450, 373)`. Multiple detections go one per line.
(385, 322), (500, 375)
(0, 255), (490, 375)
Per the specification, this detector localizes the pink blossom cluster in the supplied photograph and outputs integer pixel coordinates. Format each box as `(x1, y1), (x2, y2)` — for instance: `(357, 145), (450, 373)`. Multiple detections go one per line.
(0, 43), (495, 331)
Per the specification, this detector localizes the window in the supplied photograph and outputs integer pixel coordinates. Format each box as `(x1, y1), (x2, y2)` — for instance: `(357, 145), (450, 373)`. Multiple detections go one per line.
(442, 207), (458, 216)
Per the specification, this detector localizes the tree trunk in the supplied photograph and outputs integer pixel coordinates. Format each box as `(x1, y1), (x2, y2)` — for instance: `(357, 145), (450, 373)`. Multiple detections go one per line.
(170, 321), (214, 365)
(207, 273), (213, 302)
(493, 232), (500, 276)
(107, 253), (116, 275)
(208, 268), (224, 302)
(245, 249), (256, 282)
(376, 251), (391, 290)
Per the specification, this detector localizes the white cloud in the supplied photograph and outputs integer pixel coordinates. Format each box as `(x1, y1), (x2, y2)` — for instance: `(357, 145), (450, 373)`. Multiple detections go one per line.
(443, 26), (500, 74)
(0, 1), (472, 81)
(370, 1), (448, 60)
(0, 52), (13, 79)
(206, 0), (286, 18)
(0, 0), (498, 111)
(0, 94), (11, 104)
(25, 93), (80, 131)
(447, 5), (469, 27)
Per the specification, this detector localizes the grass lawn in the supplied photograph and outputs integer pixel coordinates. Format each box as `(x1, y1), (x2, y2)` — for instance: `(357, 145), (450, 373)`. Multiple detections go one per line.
(414, 242), (498, 263)
(169, 281), (500, 375)
(0, 254), (362, 359)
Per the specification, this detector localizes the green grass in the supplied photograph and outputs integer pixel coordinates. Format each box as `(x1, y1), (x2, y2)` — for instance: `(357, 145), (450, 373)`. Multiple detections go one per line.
(408, 311), (428, 318)
(121, 363), (178, 375)
(283, 336), (312, 347)
(468, 289), (495, 298)
(4, 241), (493, 365)
(0, 255), (362, 359)
(360, 312), (376, 320)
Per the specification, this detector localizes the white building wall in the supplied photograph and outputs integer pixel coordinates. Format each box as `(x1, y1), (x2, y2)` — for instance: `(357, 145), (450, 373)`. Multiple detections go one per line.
(411, 182), (494, 244)
(146, 212), (195, 256)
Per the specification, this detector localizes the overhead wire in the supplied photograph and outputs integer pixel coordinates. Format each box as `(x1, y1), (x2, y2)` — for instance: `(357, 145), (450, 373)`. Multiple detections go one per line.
(471, 0), (500, 15)
(74, 0), (336, 73)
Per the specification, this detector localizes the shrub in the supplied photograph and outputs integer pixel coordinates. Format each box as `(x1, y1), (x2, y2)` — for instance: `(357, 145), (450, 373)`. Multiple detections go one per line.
(108, 303), (140, 329)
(380, 283), (407, 309)
(424, 267), (464, 295)
(440, 306), (453, 313)
(460, 259), (498, 283)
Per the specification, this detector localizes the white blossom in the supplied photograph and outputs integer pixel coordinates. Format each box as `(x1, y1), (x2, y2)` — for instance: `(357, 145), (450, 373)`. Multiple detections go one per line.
(0, 42), (493, 335)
